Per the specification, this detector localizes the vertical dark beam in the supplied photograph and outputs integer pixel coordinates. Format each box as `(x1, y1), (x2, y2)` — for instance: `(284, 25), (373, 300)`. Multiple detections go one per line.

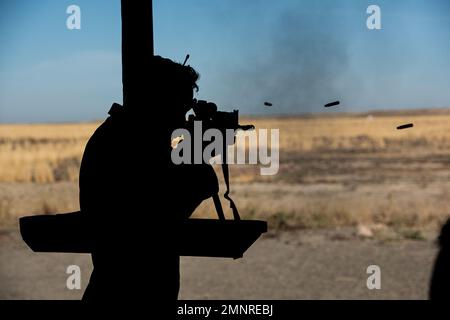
(121, 0), (154, 106)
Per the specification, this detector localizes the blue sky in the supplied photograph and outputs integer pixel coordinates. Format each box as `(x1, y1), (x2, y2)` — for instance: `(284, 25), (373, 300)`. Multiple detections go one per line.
(0, 0), (449, 123)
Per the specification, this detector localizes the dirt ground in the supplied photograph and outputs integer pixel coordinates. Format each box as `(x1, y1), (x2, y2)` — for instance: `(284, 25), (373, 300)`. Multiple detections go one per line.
(0, 227), (438, 300)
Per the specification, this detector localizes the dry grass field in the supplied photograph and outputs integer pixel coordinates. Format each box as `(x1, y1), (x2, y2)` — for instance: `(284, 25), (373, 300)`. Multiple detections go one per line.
(2, 110), (450, 237)
(3, 109), (450, 300)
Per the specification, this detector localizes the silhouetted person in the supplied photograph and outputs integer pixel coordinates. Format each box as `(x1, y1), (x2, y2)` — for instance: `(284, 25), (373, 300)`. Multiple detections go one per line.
(430, 218), (450, 299)
(79, 56), (218, 308)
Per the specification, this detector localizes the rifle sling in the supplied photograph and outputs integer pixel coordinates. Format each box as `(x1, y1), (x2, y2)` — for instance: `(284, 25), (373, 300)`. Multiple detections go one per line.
(221, 162), (241, 221)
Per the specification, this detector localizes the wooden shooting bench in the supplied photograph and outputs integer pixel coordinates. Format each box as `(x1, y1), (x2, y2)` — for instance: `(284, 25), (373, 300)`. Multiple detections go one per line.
(19, 0), (267, 259)
(20, 213), (267, 259)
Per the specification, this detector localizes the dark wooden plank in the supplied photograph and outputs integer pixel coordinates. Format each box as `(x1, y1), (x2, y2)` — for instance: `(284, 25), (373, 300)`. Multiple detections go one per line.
(20, 213), (267, 259)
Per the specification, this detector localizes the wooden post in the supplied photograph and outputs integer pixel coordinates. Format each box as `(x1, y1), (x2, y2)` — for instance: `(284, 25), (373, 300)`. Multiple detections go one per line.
(121, 0), (154, 106)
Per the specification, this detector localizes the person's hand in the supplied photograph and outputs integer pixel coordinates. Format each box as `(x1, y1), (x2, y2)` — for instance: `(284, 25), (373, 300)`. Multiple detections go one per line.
(190, 163), (219, 198)
(172, 163), (219, 219)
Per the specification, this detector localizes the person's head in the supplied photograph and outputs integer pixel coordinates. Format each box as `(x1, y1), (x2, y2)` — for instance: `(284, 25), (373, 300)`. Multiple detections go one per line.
(152, 55), (199, 102)
(127, 55), (199, 128)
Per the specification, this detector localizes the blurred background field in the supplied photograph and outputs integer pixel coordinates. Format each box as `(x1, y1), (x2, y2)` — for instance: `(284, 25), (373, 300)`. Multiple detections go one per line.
(2, 110), (450, 238)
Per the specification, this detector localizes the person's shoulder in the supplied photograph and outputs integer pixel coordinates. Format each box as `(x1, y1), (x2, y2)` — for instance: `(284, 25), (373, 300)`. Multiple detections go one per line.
(94, 103), (128, 134)
(107, 102), (124, 117)
(84, 107), (123, 148)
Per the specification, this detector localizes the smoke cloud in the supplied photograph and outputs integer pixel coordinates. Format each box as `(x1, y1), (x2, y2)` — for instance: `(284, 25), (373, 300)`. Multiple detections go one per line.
(221, 8), (352, 115)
